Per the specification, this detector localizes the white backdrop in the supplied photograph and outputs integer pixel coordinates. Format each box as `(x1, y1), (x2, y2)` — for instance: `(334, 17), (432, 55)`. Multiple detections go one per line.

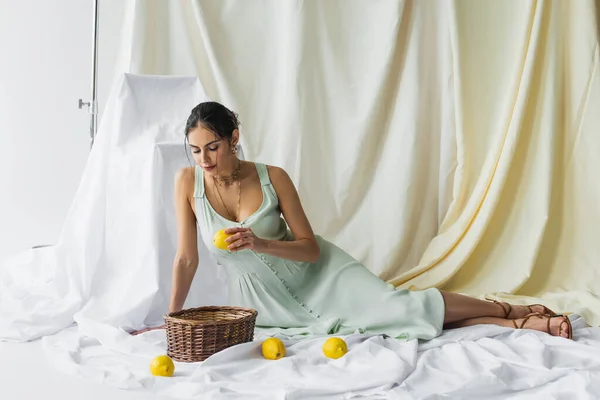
(0, 0), (126, 260)
(116, 0), (457, 280)
(115, 0), (600, 325)
(3, 0), (600, 341)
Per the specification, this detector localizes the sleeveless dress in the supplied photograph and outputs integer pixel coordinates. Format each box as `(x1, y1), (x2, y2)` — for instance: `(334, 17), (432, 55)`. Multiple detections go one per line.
(194, 163), (446, 341)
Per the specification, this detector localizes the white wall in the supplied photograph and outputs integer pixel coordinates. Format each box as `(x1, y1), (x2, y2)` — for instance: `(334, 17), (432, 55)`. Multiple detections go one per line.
(0, 0), (125, 260)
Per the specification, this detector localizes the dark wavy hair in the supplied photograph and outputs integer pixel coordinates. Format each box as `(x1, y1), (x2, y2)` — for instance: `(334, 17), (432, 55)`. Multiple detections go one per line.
(185, 101), (240, 140)
(184, 101), (240, 165)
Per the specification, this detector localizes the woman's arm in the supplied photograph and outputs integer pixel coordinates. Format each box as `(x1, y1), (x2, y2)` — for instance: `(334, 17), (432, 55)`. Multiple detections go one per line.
(226, 166), (320, 263)
(168, 167), (200, 313)
(130, 168), (198, 335)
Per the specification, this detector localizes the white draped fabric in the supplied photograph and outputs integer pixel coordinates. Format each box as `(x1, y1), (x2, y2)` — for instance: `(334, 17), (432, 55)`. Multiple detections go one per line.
(2, 0), (600, 398)
(117, 0), (600, 322)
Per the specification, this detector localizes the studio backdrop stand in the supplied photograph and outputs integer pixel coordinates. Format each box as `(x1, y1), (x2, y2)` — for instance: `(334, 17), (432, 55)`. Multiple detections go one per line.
(32, 0), (99, 251)
(78, 0), (100, 149)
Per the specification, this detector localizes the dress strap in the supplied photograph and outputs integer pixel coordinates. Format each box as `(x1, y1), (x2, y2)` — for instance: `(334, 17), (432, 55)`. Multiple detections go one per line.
(193, 165), (205, 198)
(255, 163), (271, 187)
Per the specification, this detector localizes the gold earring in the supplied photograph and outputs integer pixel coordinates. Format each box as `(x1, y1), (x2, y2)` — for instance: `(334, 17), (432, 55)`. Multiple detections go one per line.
(232, 146), (237, 154)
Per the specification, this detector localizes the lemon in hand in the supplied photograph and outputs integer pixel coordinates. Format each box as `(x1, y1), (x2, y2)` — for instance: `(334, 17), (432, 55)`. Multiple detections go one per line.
(213, 229), (233, 250)
(149, 355), (175, 377)
(322, 337), (348, 359)
(261, 337), (286, 360)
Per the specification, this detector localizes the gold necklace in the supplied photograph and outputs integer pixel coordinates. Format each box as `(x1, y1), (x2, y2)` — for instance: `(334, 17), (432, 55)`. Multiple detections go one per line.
(213, 179), (241, 222)
(212, 162), (242, 222)
(214, 160), (242, 186)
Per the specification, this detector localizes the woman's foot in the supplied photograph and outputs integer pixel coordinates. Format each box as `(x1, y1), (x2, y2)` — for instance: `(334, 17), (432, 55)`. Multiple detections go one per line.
(129, 324), (166, 335)
(489, 300), (554, 319)
(512, 313), (572, 339)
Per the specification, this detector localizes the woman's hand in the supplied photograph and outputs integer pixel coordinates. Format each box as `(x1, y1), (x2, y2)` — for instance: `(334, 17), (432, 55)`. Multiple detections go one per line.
(129, 324), (166, 335)
(225, 227), (267, 253)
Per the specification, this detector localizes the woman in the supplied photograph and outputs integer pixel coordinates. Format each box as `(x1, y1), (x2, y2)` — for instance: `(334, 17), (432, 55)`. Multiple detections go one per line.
(132, 101), (572, 340)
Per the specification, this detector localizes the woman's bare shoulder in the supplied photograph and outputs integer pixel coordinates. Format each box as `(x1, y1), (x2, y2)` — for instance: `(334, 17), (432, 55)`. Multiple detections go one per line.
(174, 166), (196, 195)
(264, 164), (297, 196)
(265, 164), (291, 181)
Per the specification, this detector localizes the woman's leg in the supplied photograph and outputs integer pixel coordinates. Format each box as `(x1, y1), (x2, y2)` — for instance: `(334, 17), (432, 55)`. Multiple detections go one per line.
(439, 290), (572, 338)
(439, 290), (550, 324)
(444, 314), (572, 339)
(444, 316), (513, 329)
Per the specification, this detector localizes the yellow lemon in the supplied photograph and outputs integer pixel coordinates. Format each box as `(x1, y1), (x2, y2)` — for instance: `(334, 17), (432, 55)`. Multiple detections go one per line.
(149, 355), (175, 377)
(213, 229), (233, 250)
(322, 337), (348, 359)
(261, 337), (286, 360)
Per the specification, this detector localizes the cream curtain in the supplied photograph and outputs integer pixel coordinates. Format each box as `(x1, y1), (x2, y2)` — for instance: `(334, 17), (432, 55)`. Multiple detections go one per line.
(116, 0), (600, 324)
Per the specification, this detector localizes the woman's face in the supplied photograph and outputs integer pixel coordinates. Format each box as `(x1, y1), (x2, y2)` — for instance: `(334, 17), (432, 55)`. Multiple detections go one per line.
(187, 126), (238, 176)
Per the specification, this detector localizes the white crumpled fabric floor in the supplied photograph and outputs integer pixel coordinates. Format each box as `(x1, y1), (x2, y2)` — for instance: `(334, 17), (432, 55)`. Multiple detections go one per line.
(40, 315), (600, 399)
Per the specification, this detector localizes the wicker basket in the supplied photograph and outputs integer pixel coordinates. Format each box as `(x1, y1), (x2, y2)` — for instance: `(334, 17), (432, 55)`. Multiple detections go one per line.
(164, 306), (258, 362)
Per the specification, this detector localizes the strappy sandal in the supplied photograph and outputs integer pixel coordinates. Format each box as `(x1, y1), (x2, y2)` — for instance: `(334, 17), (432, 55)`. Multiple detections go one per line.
(512, 313), (573, 339)
(485, 297), (554, 318)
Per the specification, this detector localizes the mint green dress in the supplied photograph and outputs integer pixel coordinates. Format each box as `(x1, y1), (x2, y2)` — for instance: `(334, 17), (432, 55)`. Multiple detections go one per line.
(194, 163), (445, 340)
